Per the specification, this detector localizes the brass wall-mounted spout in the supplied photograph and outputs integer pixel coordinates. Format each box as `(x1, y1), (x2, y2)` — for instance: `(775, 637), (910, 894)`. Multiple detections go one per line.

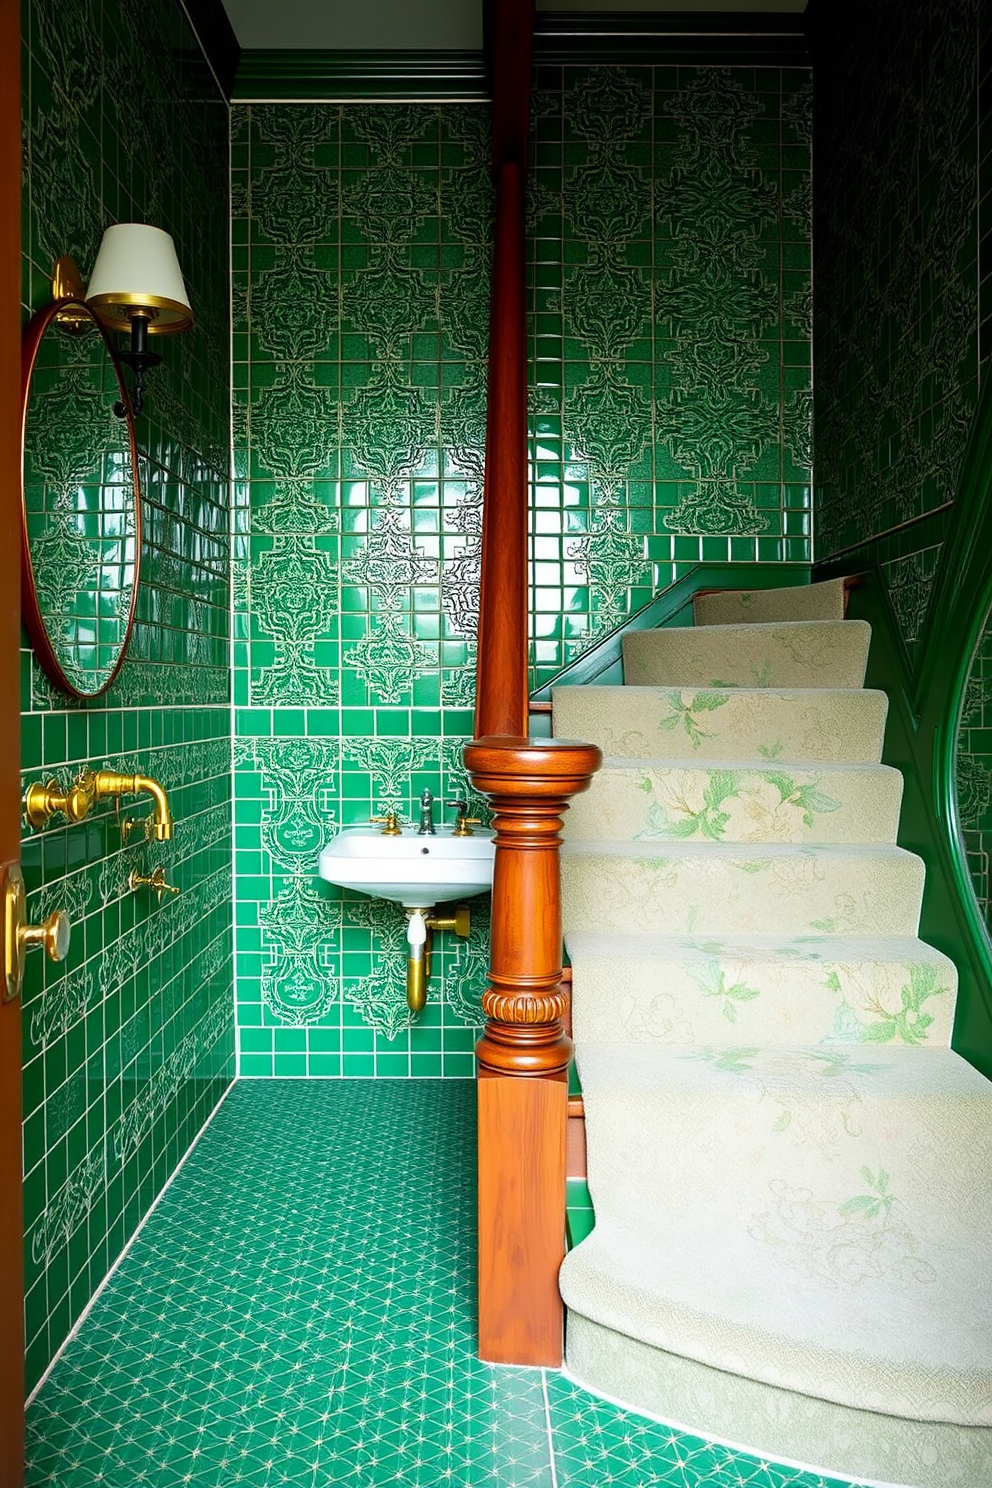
(23, 768), (174, 840)
(98, 771), (173, 840)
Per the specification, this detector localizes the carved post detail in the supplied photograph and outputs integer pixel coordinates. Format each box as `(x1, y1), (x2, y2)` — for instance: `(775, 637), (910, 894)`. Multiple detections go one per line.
(466, 735), (602, 1365)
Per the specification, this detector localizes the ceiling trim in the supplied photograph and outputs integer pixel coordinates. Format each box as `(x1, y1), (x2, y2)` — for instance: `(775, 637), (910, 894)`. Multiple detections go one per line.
(230, 11), (810, 103)
(534, 8), (809, 62)
(232, 50), (488, 102)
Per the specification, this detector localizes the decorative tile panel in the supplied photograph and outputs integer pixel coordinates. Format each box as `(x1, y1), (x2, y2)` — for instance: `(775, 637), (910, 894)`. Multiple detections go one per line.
(529, 64), (813, 683)
(232, 77), (810, 1068)
(814, 0), (981, 576)
(812, 0), (991, 952)
(20, 0), (233, 1391)
(233, 103), (493, 1073)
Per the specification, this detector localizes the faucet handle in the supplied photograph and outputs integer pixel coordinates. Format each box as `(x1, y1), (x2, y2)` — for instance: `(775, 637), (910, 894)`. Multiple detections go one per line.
(446, 798), (480, 837)
(130, 866), (180, 904)
(370, 812), (403, 836)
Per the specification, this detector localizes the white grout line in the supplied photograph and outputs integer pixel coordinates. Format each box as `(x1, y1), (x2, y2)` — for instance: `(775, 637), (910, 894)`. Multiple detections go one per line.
(541, 1369), (560, 1488)
(25, 1079), (236, 1408)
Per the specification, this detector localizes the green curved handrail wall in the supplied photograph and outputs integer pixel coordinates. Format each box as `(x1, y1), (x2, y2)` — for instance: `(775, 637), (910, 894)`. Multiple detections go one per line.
(820, 368), (992, 1079)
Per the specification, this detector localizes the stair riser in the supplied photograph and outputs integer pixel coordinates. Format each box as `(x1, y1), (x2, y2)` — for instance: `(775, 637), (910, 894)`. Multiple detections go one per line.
(693, 577), (848, 627)
(583, 1084), (992, 1231)
(566, 765), (903, 846)
(553, 687), (888, 763)
(562, 1313), (992, 1488)
(567, 949), (957, 1048)
(623, 621), (872, 690)
(562, 850), (925, 938)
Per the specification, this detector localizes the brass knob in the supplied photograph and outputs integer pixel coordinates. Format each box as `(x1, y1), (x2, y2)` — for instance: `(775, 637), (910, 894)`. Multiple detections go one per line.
(23, 780), (64, 828)
(3, 865), (70, 1002)
(452, 817), (480, 838)
(21, 910), (71, 962)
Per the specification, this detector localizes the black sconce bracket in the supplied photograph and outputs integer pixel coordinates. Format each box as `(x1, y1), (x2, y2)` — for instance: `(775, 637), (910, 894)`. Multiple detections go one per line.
(115, 312), (162, 419)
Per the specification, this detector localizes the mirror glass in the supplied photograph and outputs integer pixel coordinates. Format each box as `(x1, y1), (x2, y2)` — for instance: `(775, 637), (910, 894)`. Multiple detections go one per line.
(21, 299), (141, 698)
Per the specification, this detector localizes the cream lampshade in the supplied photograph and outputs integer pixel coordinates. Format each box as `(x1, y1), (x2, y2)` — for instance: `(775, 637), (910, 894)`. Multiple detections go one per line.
(86, 223), (193, 333)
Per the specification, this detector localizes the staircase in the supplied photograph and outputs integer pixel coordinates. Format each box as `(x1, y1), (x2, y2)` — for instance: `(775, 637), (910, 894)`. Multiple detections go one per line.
(553, 579), (992, 1488)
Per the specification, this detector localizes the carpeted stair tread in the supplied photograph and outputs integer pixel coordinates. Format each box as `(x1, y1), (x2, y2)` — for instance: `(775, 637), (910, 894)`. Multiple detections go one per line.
(562, 840), (926, 937)
(565, 759), (903, 845)
(576, 1043), (991, 1194)
(553, 685), (889, 763)
(563, 931), (958, 1048)
(623, 619), (871, 689)
(559, 1205), (992, 1427)
(693, 577), (848, 627)
(564, 1044), (992, 1423)
(556, 592), (990, 1477)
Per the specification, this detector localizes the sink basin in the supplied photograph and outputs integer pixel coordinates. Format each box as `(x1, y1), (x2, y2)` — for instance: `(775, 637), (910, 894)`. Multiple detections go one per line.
(318, 825), (496, 909)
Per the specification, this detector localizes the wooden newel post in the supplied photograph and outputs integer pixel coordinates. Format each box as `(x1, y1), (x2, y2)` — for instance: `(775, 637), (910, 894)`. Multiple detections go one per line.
(465, 735), (602, 1365)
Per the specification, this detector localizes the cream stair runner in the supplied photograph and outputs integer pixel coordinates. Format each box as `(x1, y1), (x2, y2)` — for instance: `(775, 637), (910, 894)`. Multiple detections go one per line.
(553, 578), (992, 1488)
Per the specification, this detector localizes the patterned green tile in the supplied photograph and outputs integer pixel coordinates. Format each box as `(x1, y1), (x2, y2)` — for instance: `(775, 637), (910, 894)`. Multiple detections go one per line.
(25, 1081), (872, 1488)
(232, 73), (810, 1069)
(815, 0), (980, 570)
(813, 0), (989, 947)
(21, 0), (234, 1387)
(25, 1081), (556, 1488)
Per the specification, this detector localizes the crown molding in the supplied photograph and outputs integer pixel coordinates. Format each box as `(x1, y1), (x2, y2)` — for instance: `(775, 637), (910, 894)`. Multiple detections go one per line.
(232, 50), (488, 102)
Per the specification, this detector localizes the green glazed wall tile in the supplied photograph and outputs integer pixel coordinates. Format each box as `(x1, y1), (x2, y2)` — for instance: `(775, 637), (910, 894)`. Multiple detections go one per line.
(813, 0), (989, 932)
(226, 73), (810, 1065)
(20, 0), (234, 1390)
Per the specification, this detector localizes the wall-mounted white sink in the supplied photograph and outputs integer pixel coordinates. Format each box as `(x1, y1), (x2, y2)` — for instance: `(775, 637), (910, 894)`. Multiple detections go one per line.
(318, 825), (496, 909)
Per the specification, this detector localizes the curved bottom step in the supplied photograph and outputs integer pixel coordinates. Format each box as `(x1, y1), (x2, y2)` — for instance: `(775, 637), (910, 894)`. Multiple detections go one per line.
(565, 1312), (992, 1488)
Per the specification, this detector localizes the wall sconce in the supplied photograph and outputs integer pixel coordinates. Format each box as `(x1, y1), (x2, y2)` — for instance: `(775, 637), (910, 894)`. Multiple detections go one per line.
(85, 223), (194, 417)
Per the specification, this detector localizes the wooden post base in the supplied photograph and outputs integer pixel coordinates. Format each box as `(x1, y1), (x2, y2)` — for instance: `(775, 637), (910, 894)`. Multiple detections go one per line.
(477, 1070), (568, 1364)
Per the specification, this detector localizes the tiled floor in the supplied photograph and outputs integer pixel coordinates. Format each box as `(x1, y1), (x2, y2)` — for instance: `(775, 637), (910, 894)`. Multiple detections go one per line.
(26, 1081), (866, 1487)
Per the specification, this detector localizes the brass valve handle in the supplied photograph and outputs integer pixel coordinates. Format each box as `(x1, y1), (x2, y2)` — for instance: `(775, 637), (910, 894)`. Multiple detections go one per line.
(23, 774), (96, 828)
(130, 867), (180, 904)
(445, 798), (480, 836)
(369, 812), (403, 836)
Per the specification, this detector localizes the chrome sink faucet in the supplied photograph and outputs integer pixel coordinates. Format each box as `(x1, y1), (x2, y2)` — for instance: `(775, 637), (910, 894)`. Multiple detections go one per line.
(417, 788), (436, 835)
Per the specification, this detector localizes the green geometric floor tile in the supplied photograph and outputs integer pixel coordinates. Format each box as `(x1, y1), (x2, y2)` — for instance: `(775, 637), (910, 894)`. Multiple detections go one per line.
(546, 1376), (870, 1488)
(26, 1081), (871, 1488)
(25, 1082), (553, 1487)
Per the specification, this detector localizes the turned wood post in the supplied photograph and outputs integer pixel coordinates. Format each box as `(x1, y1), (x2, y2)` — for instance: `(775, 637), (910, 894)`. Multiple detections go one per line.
(466, 736), (601, 1365)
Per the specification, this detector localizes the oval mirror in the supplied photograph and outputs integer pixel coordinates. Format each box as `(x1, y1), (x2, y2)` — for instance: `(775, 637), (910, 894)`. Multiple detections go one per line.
(20, 298), (142, 698)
